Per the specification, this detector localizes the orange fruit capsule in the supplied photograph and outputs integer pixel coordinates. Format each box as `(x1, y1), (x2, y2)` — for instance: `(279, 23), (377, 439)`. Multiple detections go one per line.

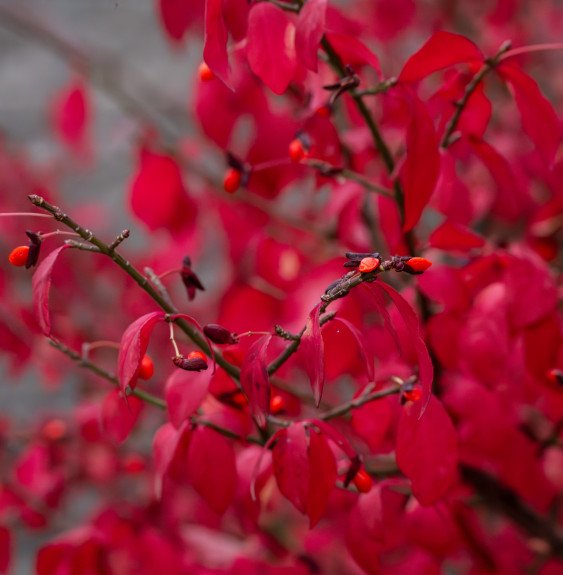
(138, 354), (154, 380)
(270, 394), (285, 414)
(406, 257), (432, 273)
(358, 257), (380, 273)
(288, 139), (307, 163)
(223, 168), (241, 194)
(353, 468), (373, 493)
(8, 245), (30, 267)
(198, 62), (214, 82)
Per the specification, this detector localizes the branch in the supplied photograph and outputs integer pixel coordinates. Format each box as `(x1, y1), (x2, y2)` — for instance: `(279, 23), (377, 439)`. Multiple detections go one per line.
(320, 384), (401, 420)
(440, 40), (512, 148)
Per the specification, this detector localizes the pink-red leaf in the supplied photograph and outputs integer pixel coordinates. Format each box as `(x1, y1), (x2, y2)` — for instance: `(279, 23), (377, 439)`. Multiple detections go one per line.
(51, 79), (89, 153)
(246, 3), (297, 95)
(324, 32), (381, 76)
(0, 526), (10, 575)
(157, 0), (202, 43)
(295, 0), (327, 72)
(376, 283), (433, 418)
(188, 426), (237, 514)
(300, 303), (325, 406)
(428, 221), (485, 252)
(165, 369), (212, 428)
(101, 390), (144, 444)
(498, 63), (561, 166)
(240, 335), (272, 428)
(399, 31), (483, 83)
(32, 245), (71, 337)
(396, 396), (458, 505)
(152, 422), (189, 498)
(332, 317), (374, 381)
(117, 311), (166, 393)
(400, 92), (440, 231)
(204, 0), (231, 85)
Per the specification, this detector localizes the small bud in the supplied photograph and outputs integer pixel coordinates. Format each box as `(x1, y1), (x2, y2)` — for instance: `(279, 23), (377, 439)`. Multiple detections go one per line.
(403, 257), (432, 274)
(8, 245), (30, 267)
(138, 354), (154, 380)
(223, 168), (242, 194)
(173, 352), (208, 372)
(269, 394), (285, 414)
(546, 368), (563, 386)
(358, 257), (380, 273)
(181, 256), (205, 301)
(352, 467), (373, 493)
(198, 61), (214, 82)
(203, 323), (239, 345)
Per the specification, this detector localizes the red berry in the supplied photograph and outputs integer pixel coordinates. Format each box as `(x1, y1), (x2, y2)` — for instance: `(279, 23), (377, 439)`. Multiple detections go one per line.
(315, 105), (331, 118)
(8, 245), (30, 267)
(358, 257), (380, 273)
(406, 257), (432, 273)
(198, 61), (214, 82)
(187, 350), (207, 363)
(353, 468), (373, 493)
(546, 368), (563, 386)
(288, 138), (307, 163)
(122, 453), (146, 474)
(42, 418), (67, 441)
(270, 394), (285, 414)
(223, 168), (241, 194)
(138, 354), (154, 380)
(403, 388), (422, 402)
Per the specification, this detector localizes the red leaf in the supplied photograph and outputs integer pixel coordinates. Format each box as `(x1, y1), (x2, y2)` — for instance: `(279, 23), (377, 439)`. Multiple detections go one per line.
(324, 32), (381, 76)
(204, 0), (231, 85)
(129, 148), (195, 233)
(246, 3), (297, 95)
(117, 311), (166, 393)
(101, 390), (144, 444)
(188, 426), (237, 514)
(376, 283), (433, 418)
(306, 426), (337, 527)
(157, 0), (202, 43)
(498, 63), (561, 166)
(240, 335), (272, 428)
(428, 221), (485, 252)
(396, 396), (458, 505)
(32, 245), (71, 337)
(400, 92), (440, 232)
(152, 422), (186, 498)
(295, 0), (327, 72)
(332, 317), (374, 381)
(165, 369), (212, 428)
(300, 303), (325, 406)
(399, 31), (483, 83)
(0, 526), (10, 575)
(272, 423), (336, 525)
(51, 79), (89, 153)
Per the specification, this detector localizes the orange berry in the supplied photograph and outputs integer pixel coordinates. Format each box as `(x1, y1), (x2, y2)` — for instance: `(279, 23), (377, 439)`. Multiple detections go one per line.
(8, 245), (29, 267)
(42, 418), (67, 441)
(187, 350), (207, 363)
(123, 453), (146, 474)
(138, 354), (154, 380)
(358, 257), (380, 273)
(288, 139), (307, 163)
(198, 62), (214, 82)
(406, 257), (432, 273)
(270, 394), (285, 414)
(353, 468), (373, 493)
(403, 388), (422, 402)
(315, 105), (331, 118)
(223, 168), (241, 194)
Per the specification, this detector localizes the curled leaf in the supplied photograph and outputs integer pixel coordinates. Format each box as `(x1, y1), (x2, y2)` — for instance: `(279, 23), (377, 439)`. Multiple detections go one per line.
(300, 303), (325, 406)
(32, 245), (71, 337)
(240, 335), (272, 428)
(117, 311), (166, 393)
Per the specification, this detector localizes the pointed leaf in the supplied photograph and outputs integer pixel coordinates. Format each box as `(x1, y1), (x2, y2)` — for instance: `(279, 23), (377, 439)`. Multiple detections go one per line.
(188, 426), (237, 514)
(117, 311), (166, 393)
(165, 369), (212, 428)
(376, 283), (433, 418)
(51, 79), (89, 153)
(400, 92), (440, 231)
(152, 421), (191, 498)
(428, 221), (485, 252)
(101, 390), (144, 444)
(32, 245), (71, 337)
(240, 335), (272, 428)
(246, 3), (297, 95)
(332, 318), (374, 381)
(157, 0), (202, 43)
(295, 0), (327, 72)
(399, 31), (483, 83)
(204, 0), (231, 85)
(498, 63), (561, 166)
(324, 32), (381, 76)
(396, 396), (458, 505)
(301, 303), (325, 406)
(307, 426), (337, 527)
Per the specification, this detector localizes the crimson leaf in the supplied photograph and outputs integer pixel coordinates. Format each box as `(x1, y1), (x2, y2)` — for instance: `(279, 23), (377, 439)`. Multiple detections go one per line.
(165, 368), (212, 428)
(240, 335), (272, 428)
(300, 303), (325, 407)
(295, 0), (327, 72)
(101, 390), (144, 444)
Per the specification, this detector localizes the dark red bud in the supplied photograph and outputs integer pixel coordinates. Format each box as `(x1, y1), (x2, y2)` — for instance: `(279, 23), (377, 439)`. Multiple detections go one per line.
(173, 354), (208, 372)
(203, 323), (239, 345)
(25, 230), (42, 268)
